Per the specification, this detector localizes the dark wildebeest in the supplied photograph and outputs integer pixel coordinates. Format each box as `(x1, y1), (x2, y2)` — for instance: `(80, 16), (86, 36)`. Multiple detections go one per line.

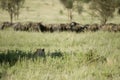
(59, 23), (71, 31)
(13, 22), (29, 31)
(117, 24), (120, 31)
(88, 24), (100, 32)
(29, 22), (40, 32)
(69, 22), (85, 32)
(13, 22), (22, 31)
(38, 22), (48, 32)
(45, 24), (61, 32)
(0, 22), (12, 30)
(70, 22), (79, 31)
(0, 23), (4, 30)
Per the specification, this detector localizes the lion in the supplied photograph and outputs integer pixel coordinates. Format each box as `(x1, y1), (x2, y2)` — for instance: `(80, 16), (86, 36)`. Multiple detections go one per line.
(34, 48), (46, 58)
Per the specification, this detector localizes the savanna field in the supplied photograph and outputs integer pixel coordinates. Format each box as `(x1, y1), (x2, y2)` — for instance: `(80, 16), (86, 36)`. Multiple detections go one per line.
(0, 0), (120, 80)
(0, 31), (120, 80)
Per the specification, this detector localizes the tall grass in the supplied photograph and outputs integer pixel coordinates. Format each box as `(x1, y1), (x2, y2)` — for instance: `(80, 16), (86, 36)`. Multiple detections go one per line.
(0, 30), (120, 80)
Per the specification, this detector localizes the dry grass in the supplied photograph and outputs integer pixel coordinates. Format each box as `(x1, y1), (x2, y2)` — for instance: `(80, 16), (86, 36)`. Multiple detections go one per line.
(0, 0), (120, 24)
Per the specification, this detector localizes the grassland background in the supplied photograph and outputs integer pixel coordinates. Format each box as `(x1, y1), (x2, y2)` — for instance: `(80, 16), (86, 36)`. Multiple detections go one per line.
(0, 0), (120, 24)
(0, 0), (120, 80)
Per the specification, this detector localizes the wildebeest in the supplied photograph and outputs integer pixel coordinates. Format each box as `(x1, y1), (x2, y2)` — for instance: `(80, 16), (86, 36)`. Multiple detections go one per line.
(13, 22), (29, 31)
(117, 24), (120, 31)
(0, 22), (13, 30)
(88, 24), (100, 32)
(70, 22), (79, 27)
(69, 22), (86, 32)
(59, 23), (70, 31)
(1, 21), (120, 32)
(0, 23), (4, 30)
(28, 22), (40, 32)
(101, 23), (118, 32)
(45, 24), (61, 32)
(13, 22), (22, 31)
(70, 22), (79, 31)
(38, 22), (48, 32)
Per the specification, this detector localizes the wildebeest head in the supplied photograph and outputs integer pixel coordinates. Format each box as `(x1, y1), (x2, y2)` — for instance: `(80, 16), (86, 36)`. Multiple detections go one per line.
(70, 22), (79, 28)
(38, 22), (47, 32)
(0, 23), (4, 30)
(0, 22), (13, 30)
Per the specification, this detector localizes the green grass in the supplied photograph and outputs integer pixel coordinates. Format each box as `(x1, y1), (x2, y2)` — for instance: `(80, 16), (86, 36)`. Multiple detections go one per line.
(0, 30), (120, 80)
(0, 0), (120, 79)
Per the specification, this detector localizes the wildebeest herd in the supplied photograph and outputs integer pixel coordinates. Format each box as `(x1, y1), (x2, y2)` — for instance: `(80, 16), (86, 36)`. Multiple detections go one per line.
(0, 22), (120, 32)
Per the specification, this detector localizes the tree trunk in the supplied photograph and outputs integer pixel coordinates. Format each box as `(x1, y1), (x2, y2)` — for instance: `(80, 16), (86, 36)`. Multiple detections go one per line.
(67, 9), (70, 23)
(10, 12), (13, 24)
(70, 9), (73, 23)
(118, 8), (120, 14)
(16, 6), (20, 20)
(16, 10), (19, 20)
(68, 9), (73, 23)
(101, 18), (107, 25)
